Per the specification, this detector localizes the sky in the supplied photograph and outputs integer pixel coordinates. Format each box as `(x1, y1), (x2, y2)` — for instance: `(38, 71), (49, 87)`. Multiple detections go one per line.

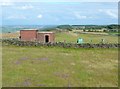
(0, 1), (118, 25)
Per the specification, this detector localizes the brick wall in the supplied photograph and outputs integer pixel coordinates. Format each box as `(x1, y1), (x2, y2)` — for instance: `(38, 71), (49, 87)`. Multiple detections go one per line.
(20, 30), (38, 41)
(37, 32), (55, 43)
(20, 30), (55, 43)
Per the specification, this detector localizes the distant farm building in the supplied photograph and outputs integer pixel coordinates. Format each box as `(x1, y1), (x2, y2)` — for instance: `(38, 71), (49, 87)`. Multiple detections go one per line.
(20, 29), (55, 43)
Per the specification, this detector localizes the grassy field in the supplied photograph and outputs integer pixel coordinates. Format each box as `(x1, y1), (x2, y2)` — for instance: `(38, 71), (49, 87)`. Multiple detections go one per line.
(2, 45), (118, 87)
(55, 32), (118, 43)
(0, 32), (19, 39)
(2, 31), (118, 87)
(1, 31), (118, 44)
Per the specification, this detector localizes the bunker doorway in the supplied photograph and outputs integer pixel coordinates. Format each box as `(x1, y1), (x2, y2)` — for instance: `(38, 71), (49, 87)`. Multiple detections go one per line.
(45, 35), (49, 43)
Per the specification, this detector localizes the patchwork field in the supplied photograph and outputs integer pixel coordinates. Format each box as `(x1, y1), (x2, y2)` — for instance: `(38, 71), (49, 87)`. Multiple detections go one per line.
(2, 45), (118, 87)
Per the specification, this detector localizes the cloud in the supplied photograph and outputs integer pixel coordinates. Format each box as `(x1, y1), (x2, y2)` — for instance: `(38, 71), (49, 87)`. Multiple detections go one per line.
(10, 0), (118, 2)
(99, 9), (117, 19)
(20, 4), (33, 10)
(37, 14), (42, 19)
(15, 4), (34, 10)
(73, 12), (95, 19)
(76, 14), (87, 19)
(0, 0), (118, 3)
(74, 12), (87, 19)
(7, 15), (27, 19)
(106, 10), (117, 19)
(0, 2), (14, 6)
(0, 0), (15, 6)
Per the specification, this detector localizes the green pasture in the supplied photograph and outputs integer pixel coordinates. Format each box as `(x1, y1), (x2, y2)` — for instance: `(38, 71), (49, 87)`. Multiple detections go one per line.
(55, 32), (118, 43)
(2, 45), (118, 87)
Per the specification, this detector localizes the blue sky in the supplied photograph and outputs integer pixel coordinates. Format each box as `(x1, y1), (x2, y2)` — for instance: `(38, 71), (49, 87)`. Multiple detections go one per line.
(1, 2), (118, 25)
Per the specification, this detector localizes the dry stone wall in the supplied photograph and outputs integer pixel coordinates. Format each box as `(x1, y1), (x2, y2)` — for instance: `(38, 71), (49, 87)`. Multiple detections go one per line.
(1, 39), (119, 48)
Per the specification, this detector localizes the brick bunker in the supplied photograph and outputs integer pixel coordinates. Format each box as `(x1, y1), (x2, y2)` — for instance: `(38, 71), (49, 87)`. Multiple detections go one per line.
(20, 29), (55, 43)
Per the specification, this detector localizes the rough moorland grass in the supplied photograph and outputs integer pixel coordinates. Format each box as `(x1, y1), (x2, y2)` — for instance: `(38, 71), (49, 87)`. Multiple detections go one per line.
(2, 46), (118, 87)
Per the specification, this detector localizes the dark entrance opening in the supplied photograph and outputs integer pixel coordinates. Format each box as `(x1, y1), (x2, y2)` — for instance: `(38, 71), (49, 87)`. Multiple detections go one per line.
(45, 35), (49, 43)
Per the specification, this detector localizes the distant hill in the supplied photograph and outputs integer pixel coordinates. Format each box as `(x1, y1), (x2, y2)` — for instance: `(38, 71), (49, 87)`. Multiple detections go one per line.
(1, 25), (57, 33)
(1, 24), (118, 33)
